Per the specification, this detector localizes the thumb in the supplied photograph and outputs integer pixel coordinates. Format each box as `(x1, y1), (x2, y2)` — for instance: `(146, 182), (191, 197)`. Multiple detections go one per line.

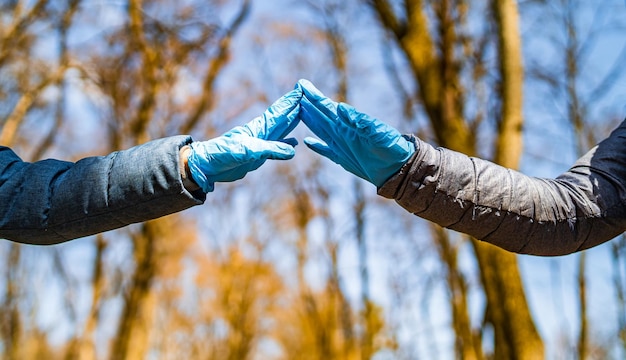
(280, 137), (299, 147)
(245, 137), (296, 161)
(304, 137), (337, 162)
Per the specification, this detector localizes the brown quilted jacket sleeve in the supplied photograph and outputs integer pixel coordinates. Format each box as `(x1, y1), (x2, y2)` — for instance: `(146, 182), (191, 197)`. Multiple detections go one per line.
(378, 121), (626, 256)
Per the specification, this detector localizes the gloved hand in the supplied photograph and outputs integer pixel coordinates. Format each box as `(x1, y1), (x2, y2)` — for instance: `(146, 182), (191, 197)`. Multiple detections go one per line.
(187, 87), (302, 192)
(296, 79), (415, 187)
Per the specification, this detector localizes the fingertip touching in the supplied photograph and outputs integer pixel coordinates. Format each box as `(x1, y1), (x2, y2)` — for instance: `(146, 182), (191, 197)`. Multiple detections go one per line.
(295, 79), (339, 133)
(296, 79), (331, 104)
(252, 86), (304, 141)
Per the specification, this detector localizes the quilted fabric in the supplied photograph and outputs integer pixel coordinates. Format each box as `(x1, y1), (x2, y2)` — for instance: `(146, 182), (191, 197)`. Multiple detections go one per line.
(378, 121), (626, 256)
(0, 136), (205, 245)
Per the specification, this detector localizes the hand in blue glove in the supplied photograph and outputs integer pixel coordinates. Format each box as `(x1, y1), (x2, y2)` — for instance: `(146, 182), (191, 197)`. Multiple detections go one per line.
(296, 79), (415, 187)
(187, 87), (302, 192)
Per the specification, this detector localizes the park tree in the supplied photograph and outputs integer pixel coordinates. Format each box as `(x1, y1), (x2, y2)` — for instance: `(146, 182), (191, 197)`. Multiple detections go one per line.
(364, 0), (542, 358)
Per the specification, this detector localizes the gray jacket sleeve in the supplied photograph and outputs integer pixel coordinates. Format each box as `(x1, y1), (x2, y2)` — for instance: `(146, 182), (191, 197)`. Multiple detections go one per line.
(378, 120), (626, 256)
(0, 135), (206, 245)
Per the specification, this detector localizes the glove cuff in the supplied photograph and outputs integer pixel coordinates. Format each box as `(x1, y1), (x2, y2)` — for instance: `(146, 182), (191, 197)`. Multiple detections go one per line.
(186, 142), (215, 193)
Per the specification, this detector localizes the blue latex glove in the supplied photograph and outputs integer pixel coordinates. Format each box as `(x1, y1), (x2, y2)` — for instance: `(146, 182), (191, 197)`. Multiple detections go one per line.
(296, 79), (415, 187)
(187, 88), (302, 192)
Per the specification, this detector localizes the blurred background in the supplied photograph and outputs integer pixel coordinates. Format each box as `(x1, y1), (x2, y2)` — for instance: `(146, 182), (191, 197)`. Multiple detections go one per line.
(2, 0), (626, 359)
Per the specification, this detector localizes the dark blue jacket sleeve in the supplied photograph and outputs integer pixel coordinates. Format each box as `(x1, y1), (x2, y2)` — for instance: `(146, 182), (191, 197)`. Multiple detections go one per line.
(378, 120), (626, 256)
(0, 136), (205, 245)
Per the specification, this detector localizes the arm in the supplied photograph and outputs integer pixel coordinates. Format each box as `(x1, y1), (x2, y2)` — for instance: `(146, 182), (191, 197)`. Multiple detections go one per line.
(378, 124), (626, 256)
(297, 79), (626, 256)
(0, 136), (205, 245)
(0, 86), (302, 245)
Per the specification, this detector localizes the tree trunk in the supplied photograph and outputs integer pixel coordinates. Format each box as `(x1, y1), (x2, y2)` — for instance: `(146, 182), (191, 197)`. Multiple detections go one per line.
(110, 223), (159, 360)
(369, 0), (544, 358)
(470, 1), (544, 358)
(432, 226), (483, 360)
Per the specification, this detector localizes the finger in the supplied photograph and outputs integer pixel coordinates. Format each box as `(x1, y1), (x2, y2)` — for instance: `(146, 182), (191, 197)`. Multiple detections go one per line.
(244, 137), (296, 161)
(297, 81), (348, 148)
(303, 137), (337, 161)
(297, 79), (338, 118)
(337, 103), (382, 133)
(299, 96), (337, 144)
(246, 87), (303, 140)
(337, 103), (403, 144)
(280, 137), (298, 147)
(304, 137), (364, 181)
(297, 80), (341, 138)
(297, 79), (330, 104)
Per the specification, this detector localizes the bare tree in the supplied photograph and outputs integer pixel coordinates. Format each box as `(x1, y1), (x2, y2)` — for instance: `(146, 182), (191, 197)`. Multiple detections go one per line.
(365, 0), (543, 358)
